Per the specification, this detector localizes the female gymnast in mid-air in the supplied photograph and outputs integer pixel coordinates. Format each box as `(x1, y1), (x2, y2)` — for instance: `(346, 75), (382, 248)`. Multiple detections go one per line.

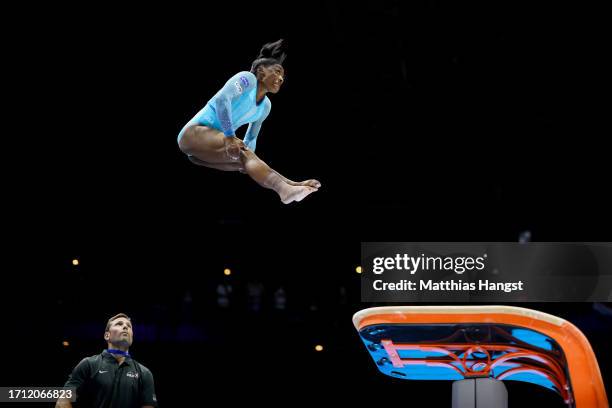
(177, 39), (321, 204)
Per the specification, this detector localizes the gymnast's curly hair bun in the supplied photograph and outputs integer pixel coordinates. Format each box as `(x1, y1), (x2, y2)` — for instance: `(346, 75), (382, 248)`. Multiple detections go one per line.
(256, 39), (286, 64)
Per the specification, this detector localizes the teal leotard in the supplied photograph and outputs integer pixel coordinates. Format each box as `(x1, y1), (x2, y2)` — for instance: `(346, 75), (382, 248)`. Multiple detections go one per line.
(178, 71), (271, 152)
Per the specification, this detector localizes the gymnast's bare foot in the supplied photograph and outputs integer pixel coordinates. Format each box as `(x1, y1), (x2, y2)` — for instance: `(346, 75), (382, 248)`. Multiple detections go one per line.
(279, 184), (318, 204)
(298, 179), (321, 188)
(283, 178), (321, 188)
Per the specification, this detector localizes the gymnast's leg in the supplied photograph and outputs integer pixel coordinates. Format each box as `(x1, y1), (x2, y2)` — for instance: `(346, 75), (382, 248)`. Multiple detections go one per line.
(187, 155), (245, 172)
(243, 148), (321, 188)
(178, 125), (319, 203)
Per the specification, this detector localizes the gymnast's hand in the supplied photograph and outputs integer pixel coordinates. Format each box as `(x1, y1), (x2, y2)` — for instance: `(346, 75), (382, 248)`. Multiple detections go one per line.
(224, 136), (244, 161)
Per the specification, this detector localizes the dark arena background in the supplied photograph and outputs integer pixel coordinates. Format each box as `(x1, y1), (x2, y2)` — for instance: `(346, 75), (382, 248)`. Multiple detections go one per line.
(4, 1), (611, 407)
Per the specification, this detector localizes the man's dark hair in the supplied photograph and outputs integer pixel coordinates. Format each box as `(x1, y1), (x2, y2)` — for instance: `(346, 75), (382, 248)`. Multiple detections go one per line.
(250, 39), (286, 74)
(105, 313), (131, 332)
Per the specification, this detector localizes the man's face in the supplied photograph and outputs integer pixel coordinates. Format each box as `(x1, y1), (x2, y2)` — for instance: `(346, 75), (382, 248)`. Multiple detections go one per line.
(104, 317), (133, 347)
(258, 64), (284, 93)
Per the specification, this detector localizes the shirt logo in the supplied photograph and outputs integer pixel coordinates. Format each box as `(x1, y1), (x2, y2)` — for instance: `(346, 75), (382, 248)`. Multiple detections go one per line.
(98, 370), (108, 374)
(126, 371), (139, 378)
(239, 76), (250, 87)
(234, 81), (243, 94)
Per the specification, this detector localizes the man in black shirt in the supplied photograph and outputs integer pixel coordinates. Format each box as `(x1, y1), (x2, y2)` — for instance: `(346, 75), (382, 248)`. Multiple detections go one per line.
(56, 313), (158, 408)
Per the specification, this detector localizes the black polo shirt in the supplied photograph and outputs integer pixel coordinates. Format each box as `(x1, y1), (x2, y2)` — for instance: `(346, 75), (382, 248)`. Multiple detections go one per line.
(64, 350), (158, 408)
